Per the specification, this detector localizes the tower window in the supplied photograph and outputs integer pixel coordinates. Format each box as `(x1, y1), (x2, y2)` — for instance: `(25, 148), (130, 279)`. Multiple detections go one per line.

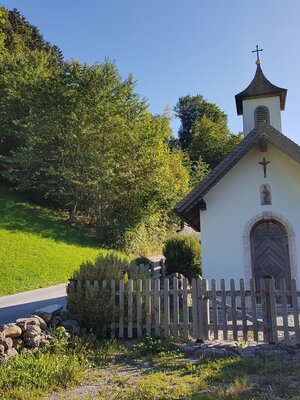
(255, 106), (270, 126)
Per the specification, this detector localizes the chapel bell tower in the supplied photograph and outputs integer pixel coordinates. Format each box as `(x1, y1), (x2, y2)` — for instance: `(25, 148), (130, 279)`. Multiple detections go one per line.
(235, 46), (287, 136)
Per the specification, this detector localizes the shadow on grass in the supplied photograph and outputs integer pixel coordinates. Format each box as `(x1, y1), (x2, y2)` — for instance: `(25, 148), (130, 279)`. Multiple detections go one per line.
(0, 187), (100, 248)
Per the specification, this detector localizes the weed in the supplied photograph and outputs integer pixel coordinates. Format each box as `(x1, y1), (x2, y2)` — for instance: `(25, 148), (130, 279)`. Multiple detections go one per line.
(131, 335), (181, 359)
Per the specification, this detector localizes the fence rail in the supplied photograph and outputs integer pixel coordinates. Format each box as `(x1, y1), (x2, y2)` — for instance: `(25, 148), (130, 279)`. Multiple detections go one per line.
(68, 277), (300, 344)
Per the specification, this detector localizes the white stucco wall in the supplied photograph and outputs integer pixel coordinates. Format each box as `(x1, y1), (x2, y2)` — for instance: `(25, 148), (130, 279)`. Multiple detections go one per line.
(242, 97), (282, 135)
(200, 143), (300, 287)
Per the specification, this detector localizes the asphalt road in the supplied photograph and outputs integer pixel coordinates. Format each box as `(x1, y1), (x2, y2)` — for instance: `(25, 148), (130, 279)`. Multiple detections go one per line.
(0, 284), (67, 325)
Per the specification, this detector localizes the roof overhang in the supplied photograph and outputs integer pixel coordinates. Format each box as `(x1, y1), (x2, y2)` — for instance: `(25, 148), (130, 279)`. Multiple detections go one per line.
(235, 91), (287, 115)
(235, 64), (287, 115)
(174, 123), (300, 231)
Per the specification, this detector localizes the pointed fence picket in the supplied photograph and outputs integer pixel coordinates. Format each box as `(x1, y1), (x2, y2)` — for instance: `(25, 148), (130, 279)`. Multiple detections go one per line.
(68, 277), (300, 344)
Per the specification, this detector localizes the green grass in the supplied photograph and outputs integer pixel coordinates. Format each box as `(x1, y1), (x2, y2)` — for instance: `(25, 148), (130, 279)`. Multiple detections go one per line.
(1, 336), (300, 400)
(92, 339), (300, 400)
(0, 329), (91, 400)
(0, 186), (125, 295)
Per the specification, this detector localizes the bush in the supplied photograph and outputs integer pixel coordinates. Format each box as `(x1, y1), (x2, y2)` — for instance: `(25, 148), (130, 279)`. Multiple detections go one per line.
(68, 254), (149, 337)
(71, 253), (131, 282)
(163, 235), (201, 280)
(134, 255), (151, 266)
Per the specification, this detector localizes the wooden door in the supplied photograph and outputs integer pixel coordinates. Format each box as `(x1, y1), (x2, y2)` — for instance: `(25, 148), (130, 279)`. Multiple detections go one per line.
(251, 220), (291, 289)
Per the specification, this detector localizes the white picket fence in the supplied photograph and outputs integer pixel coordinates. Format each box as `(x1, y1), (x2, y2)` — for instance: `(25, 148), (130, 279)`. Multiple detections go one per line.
(68, 277), (300, 344)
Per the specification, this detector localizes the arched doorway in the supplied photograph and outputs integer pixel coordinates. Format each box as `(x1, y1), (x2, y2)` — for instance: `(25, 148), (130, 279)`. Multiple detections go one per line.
(250, 219), (291, 289)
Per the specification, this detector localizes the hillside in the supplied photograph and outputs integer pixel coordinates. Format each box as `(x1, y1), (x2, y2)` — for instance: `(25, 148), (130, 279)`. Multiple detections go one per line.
(0, 187), (120, 296)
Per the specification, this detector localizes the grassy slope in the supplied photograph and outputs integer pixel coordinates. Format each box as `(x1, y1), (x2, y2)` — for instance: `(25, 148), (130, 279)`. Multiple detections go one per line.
(0, 187), (120, 296)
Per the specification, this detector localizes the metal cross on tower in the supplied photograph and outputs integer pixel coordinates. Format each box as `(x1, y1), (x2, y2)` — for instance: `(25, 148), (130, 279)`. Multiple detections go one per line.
(252, 45), (263, 64)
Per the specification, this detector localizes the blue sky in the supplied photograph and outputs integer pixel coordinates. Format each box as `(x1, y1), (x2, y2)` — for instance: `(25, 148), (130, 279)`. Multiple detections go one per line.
(2, 0), (300, 142)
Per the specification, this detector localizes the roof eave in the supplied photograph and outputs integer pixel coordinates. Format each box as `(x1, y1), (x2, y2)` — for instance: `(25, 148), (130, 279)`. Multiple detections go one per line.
(235, 90), (287, 115)
(174, 123), (300, 228)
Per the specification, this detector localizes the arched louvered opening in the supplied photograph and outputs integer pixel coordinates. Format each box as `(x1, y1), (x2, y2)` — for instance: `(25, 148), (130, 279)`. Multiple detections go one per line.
(255, 106), (270, 126)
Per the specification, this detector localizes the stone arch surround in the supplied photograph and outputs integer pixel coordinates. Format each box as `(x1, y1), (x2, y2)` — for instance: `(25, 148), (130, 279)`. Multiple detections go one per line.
(243, 211), (297, 284)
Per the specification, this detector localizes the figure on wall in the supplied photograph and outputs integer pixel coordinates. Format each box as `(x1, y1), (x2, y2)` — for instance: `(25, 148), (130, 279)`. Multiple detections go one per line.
(261, 184), (271, 205)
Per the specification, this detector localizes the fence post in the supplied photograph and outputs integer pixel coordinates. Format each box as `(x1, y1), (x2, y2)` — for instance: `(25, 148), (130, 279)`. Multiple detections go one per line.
(150, 262), (155, 277)
(202, 279), (210, 340)
(196, 277), (204, 342)
(263, 276), (277, 344)
(159, 258), (166, 278)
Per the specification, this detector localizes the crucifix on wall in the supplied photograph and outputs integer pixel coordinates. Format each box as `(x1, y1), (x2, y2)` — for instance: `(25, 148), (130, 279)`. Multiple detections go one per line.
(259, 157), (270, 178)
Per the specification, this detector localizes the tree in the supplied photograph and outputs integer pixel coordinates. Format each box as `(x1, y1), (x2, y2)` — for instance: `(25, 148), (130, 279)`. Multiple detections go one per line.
(0, 7), (62, 158)
(0, 7), (190, 253)
(174, 95), (228, 149)
(1, 59), (190, 252)
(3, 8), (62, 62)
(189, 115), (243, 169)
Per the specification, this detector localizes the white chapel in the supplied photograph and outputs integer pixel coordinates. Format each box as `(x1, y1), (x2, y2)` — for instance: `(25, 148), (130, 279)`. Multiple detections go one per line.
(175, 52), (300, 289)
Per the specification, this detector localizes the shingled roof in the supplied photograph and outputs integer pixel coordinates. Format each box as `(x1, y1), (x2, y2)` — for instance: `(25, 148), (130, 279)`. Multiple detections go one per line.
(235, 64), (287, 115)
(174, 123), (300, 231)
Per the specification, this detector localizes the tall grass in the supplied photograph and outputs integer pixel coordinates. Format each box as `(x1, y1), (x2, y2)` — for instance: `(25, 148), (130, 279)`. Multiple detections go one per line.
(0, 328), (91, 399)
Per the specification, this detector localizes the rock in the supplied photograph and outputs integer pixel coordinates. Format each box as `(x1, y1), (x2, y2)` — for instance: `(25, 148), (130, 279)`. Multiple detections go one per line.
(2, 337), (13, 351)
(16, 316), (47, 332)
(23, 325), (42, 341)
(0, 344), (4, 356)
(289, 381), (300, 389)
(0, 354), (9, 363)
(6, 348), (18, 357)
(35, 304), (63, 323)
(13, 338), (23, 350)
(61, 320), (80, 335)
(201, 348), (238, 360)
(240, 346), (256, 358)
(30, 315), (47, 330)
(50, 316), (62, 327)
(25, 335), (42, 348)
(42, 334), (52, 341)
(58, 310), (69, 321)
(2, 324), (22, 338)
(194, 349), (204, 358)
(180, 345), (196, 357)
(15, 319), (28, 332)
(39, 338), (50, 348)
(267, 350), (288, 361)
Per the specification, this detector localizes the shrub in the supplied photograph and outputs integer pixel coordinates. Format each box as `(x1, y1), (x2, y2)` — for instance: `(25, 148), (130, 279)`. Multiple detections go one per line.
(68, 254), (149, 337)
(163, 235), (201, 279)
(134, 255), (151, 266)
(71, 253), (131, 282)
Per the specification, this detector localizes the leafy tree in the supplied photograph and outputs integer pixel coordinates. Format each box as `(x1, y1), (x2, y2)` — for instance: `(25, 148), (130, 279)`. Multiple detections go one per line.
(188, 157), (211, 187)
(2, 8), (62, 62)
(0, 7), (190, 252)
(174, 95), (228, 149)
(1, 59), (189, 252)
(0, 7), (62, 158)
(189, 115), (243, 169)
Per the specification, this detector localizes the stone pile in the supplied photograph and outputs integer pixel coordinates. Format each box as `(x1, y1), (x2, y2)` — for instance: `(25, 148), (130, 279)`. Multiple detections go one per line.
(178, 341), (300, 361)
(0, 304), (83, 363)
(0, 315), (51, 362)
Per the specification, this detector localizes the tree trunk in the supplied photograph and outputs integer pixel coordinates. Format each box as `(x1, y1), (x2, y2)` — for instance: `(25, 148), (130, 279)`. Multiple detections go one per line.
(68, 205), (77, 224)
